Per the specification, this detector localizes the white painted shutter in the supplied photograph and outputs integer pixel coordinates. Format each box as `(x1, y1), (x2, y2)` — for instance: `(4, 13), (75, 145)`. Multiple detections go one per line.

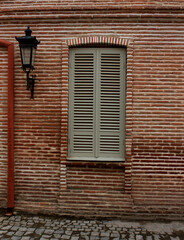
(68, 48), (126, 161)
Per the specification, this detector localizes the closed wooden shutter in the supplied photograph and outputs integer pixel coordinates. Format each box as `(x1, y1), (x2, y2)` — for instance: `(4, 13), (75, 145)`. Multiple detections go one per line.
(99, 49), (125, 159)
(68, 47), (126, 161)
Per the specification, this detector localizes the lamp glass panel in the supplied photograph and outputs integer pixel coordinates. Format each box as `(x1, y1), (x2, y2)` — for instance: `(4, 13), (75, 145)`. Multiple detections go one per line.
(21, 47), (31, 66)
(31, 47), (36, 67)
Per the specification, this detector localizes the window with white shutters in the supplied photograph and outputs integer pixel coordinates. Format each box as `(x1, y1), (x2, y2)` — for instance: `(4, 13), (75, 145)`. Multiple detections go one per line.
(68, 47), (126, 161)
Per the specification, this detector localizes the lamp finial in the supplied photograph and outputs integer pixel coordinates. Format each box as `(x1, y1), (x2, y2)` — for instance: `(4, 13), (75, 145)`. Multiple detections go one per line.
(25, 26), (32, 36)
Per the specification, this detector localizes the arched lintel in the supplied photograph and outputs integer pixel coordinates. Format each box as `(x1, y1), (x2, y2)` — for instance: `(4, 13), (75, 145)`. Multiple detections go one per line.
(66, 36), (133, 48)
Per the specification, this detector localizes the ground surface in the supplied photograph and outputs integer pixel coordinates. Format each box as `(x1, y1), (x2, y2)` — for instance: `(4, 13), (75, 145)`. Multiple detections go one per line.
(0, 214), (184, 240)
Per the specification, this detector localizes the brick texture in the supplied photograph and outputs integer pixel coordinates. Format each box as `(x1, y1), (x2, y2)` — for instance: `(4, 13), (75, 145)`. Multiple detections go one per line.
(0, 0), (184, 10)
(0, 0), (183, 219)
(66, 164), (125, 191)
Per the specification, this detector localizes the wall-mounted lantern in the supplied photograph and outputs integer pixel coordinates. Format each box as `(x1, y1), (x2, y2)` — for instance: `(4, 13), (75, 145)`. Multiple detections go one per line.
(16, 26), (40, 99)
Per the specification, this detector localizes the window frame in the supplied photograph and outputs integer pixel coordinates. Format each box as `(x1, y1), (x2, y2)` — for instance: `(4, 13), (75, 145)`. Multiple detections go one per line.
(67, 46), (126, 162)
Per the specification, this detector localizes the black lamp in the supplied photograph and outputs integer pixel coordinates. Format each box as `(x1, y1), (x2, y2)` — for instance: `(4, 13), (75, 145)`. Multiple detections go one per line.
(16, 26), (40, 99)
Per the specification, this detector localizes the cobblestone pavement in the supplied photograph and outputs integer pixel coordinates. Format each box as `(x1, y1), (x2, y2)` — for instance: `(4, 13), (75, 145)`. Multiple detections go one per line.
(0, 214), (184, 240)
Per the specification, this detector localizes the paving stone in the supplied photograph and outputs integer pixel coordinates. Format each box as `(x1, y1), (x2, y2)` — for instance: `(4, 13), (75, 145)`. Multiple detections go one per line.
(27, 228), (35, 232)
(146, 236), (153, 240)
(35, 228), (45, 234)
(7, 231), (15, 236)
(130, 233), (135, 238)
(89, 237), (100, 240)
(81, 231), (90, 236)
(11, 226), (19, 231)
(101, 232), (110, 237)
(40, 234), (50, 239)
(2, 225), (12, 230)
(81, 237), (89, 240)
(24, 231), (33, 236)
(19, 227), (27, 232)
(136, 235), (143, 240)
(71, 237), (79, 240)
(11, 237), (21, 240)
(54, 230), (65, 234)
(27, 223), (34, 227)
(153, 235), (160, 240)
(20, 237), (31, 240)
(65, 230), (72, 236)
(111, 232), (120, 237)
(54, 233), (62, 238)
(60, 235), (70, 239)
(44, 229), (54, 235)
(91, 231), (99, 236)
(15, 231), (25, 237)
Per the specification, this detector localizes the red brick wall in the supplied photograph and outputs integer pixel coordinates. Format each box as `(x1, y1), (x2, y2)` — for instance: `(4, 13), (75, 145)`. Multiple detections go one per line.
(0, 0), (184, 9)
(131, 37), (184, 211)
(0, 47), (8, 208)
(0, 1), (183, 219)
(67, 164), (125, 191)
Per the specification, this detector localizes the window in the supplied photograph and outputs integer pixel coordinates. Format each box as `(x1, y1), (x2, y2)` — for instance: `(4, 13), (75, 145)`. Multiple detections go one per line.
(68, 47), (126, 161)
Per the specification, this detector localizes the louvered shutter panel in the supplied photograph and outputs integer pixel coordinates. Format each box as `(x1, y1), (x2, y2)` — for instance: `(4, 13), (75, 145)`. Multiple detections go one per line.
(68, 49), (95, 159)
(98, 49), (125, 159)
(68, 48), (126, 161)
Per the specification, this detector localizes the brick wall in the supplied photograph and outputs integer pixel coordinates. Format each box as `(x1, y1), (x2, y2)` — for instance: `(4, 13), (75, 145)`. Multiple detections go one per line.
(0, 1), (183, 219)
(66, 163), (125, 191)
(0, 0), (184, 9)
(0, 47), (8, 208)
